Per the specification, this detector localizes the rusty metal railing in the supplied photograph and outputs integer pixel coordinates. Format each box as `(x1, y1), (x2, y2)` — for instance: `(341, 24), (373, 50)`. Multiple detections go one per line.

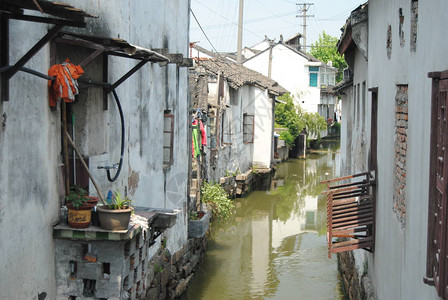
(322, 172), (375, 258)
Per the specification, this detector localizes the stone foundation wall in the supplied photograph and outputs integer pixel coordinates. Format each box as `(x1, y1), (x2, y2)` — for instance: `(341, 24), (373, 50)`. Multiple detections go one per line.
(146, 237), (207, 299)
(54, 224), (208, 300)
(338, 251), (375, 300)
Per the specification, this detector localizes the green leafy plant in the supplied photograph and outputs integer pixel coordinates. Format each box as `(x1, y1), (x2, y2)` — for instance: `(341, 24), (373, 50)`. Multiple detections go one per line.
(275, 93), (327, 147)
(332, 122), (341, 135)
(107, 190), (132, 210)
(310, 31), (348, 82)
(201, 181), (234, 222)
(189, 211), (205, 220)
(65, 186), (89, 209)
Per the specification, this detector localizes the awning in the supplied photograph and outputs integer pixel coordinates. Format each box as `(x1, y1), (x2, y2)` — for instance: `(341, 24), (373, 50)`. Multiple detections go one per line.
(0, 0), (96, 27)
(55, 32), (169, 63)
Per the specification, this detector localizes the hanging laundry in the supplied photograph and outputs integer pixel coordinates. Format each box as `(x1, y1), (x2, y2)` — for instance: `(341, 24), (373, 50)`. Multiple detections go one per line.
(48, 58), (84, 107)
(191, 119), (207, 157)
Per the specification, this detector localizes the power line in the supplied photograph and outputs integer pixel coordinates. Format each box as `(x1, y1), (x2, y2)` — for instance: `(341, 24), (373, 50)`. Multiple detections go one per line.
(192, 0), (263, 40)
(190, 8), (222, 56)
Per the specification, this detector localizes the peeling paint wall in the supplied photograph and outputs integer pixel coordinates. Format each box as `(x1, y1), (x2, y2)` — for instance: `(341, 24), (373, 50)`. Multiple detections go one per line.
(346, 0), (448, 299)
(0, 0), (190, 298)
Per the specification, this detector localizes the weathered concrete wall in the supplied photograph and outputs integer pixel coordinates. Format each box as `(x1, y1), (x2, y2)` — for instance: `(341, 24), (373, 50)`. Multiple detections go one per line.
(340, 0), (448, 299)
(0, 0), (190, 298)
(206, 85), (257, 183)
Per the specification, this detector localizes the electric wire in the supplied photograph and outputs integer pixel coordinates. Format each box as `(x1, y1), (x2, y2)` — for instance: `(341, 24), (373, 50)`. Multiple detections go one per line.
(190, 8), (222, 56)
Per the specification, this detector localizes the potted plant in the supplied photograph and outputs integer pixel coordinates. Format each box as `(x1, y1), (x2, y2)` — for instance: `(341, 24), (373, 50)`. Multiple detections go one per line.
(65, 187), (95, 228)
(97, 190), (133, 231)
(188, 210), (209, 238)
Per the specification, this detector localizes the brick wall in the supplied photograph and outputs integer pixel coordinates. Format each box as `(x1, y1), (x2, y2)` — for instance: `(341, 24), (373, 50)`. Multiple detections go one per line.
(393, 85), (408, 226)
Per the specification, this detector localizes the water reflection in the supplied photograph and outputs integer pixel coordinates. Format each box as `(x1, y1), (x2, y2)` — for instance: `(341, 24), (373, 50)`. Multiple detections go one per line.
(185, 140), (341, 300)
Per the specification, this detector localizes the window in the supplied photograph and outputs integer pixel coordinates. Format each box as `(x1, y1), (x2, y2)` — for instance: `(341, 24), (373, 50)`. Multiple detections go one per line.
(309, 66), (319, 87)
(221, 110), (232, 145)
(163, 111), (174, 165)
(243, 114), (254, 144)
(425, 71), (448, 297)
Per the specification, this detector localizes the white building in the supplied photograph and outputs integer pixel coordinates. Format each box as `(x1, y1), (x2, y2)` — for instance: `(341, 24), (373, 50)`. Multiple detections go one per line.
(242, 36), (338, 122)
(190, 45), (286, 181)
(333, 1), (448, 299)
(0, 1), (190, 298)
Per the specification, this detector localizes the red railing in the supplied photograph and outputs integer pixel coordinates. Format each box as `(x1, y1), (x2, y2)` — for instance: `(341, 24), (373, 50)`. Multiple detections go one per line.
(322, 172), (375, 258)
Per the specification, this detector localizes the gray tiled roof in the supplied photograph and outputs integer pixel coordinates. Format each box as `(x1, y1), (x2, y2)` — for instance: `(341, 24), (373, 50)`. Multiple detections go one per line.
(197, 58), (288, 96)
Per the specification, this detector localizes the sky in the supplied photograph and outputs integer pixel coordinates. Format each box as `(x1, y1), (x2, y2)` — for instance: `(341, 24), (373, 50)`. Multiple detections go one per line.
(190, 0), (366, 53)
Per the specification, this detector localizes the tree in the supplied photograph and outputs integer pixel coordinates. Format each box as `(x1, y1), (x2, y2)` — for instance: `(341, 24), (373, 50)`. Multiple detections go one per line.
(310, 31), (347, 82)
(275, 93), (327, 147)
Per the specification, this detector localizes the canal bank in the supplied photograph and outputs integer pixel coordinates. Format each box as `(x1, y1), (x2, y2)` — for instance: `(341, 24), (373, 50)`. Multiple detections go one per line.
(184, 139), (342, 299)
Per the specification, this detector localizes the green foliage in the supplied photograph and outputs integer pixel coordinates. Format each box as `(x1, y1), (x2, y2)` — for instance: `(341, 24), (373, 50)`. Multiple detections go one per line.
(201, 181), (234, 222)
(310, 31), (348, 82)
(332, 122), (341, 135)
(65, 186), (89, 209)
(189, 211), (205, 220)
(279, 130), (295, 147)
(108, 190), (132, 210)
(275, 93), (327, 146)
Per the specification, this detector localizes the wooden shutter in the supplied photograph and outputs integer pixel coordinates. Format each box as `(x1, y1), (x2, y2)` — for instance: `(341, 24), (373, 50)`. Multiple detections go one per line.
(426, 72), (448, 298)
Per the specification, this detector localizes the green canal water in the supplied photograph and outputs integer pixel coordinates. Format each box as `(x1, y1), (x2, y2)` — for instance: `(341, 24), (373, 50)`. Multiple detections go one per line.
(184, 140), (342, 300)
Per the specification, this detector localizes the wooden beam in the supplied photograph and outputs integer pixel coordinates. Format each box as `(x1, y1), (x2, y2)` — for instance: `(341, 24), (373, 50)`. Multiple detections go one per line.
(1, 15), (9, 101)
(80, 48), (104, 69)
(5, 24), (63, 80)
(7, 12), (86, 27)
(107, 59), (148, 93)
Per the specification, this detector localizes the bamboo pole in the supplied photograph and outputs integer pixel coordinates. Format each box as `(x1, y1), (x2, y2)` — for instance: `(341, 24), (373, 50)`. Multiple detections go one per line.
(64, 130), (107, 205)
(62, 101), (70, 194)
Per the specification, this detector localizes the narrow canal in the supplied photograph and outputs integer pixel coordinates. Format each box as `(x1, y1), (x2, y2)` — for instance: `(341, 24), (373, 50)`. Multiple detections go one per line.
(185, 139), (342, 300)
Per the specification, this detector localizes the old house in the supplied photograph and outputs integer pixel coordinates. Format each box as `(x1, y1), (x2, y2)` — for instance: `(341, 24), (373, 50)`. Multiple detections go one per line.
(0, 1), (197, 299)
(327, 1), (448, 299)
(242, 35), (338, 133)
(189, 46), (286, 196)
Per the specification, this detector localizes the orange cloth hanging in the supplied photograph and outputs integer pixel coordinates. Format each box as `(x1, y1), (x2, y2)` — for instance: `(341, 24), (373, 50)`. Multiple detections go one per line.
(48, 58), (84, 107)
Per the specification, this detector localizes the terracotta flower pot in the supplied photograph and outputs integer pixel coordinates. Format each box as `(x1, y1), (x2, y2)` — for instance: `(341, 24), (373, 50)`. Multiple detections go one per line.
(67, 203), (94, 228)
(97, 206), (133, 231)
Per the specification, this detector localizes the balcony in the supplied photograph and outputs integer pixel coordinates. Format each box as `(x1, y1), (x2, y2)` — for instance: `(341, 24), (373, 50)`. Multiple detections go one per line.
(321, 172), (375, 258)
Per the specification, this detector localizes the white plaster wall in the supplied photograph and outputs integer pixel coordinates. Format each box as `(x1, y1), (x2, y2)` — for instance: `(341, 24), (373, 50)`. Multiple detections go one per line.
(253, 88), (274, 168)
(340, 88), (353, 177)
(0, 19), (61, 300)
(243, 44), (321, 114)
(207, 85), (254, 182)
(363, 0), (447, 299)
(0, 0), (190, 298)
(351, 50), (369, 175)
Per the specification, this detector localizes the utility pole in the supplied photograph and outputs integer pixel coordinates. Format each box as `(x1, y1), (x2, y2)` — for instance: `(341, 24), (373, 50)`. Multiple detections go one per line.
(237, 0), (244, 63)
(296, 3), (314, 53)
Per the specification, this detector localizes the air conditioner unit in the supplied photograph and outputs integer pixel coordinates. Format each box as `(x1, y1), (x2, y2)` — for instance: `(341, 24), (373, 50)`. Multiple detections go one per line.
(343, 68), (352, 82)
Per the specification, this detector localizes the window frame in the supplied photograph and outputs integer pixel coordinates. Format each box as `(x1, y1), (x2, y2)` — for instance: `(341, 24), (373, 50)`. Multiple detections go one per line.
(163, 113), (174, 166)
(243, 113), (255, 144)
(309, 66), (319, 87)
(221, 110), (232, 145)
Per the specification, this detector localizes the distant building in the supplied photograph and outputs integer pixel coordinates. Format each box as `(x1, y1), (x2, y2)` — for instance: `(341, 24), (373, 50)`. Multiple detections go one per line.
(242, 35), (338, 137)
